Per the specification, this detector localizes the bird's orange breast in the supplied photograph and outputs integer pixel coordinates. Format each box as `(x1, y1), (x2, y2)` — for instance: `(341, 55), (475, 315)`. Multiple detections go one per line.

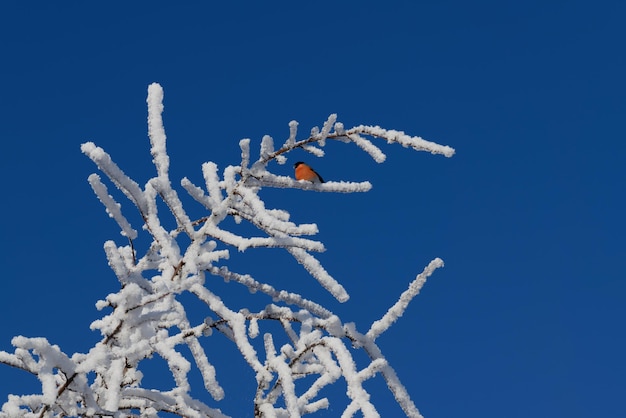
(295, 164), (319, 182)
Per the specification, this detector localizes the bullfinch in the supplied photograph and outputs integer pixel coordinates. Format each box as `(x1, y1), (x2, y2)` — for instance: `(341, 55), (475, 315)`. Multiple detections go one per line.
(294, 162), (324, 183)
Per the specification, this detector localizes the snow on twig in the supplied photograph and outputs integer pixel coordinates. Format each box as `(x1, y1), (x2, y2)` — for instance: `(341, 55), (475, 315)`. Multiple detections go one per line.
(147, 82), (169, 178)
(88, 173), (138, 239)
(367, 258), (444, 340)
(287, 247), (349, 303)
(81, 142), (149, 215)
(208, 266), (333, 319)
(347, 125), (455, 158)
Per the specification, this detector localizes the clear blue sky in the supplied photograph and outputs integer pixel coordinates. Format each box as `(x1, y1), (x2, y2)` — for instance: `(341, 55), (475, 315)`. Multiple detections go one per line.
(1, 1), (624, 417)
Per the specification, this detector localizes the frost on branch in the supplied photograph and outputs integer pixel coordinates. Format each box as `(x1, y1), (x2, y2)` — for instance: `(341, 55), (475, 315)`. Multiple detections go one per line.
(0, 83), (454, 417)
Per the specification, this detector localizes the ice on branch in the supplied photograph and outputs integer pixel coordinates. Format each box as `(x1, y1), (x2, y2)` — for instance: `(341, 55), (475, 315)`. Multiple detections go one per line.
(1, 83), (452, 418)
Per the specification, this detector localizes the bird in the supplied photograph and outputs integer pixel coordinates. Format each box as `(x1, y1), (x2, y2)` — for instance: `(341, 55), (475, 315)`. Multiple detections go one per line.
(293, 161), (324, 183)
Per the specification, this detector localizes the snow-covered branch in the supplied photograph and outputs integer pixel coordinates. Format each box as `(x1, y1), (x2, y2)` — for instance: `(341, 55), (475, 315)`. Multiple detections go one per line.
(0, 83), (451, 417)
(367, 258), (445, 340)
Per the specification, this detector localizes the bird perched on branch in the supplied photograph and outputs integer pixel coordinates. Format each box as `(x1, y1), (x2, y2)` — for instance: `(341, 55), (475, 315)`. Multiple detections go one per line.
(294, 162), (324, 183)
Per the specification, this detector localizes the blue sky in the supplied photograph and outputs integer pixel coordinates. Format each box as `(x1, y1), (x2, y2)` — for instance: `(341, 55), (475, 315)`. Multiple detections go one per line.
(1, 1), (625, 417)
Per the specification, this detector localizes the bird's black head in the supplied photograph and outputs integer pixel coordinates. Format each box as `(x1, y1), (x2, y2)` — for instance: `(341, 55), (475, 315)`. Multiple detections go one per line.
(293, 161), (304, 168)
